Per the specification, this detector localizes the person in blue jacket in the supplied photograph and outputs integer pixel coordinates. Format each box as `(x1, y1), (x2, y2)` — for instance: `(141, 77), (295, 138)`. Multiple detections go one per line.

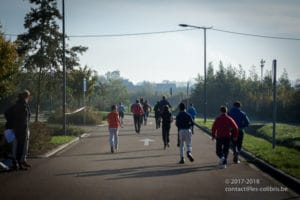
(228, 101), (250, 164)
(187, 103), (198, 134)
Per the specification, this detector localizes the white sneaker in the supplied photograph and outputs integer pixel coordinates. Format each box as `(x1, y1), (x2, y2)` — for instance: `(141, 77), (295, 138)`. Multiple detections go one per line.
(221, 164), (227, 169)
(219, 157), (225, 165)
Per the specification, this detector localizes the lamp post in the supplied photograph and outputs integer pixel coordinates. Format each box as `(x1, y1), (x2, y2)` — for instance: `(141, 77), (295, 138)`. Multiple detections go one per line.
(179, 24), (212, 123)
(62, 0), (66, 135)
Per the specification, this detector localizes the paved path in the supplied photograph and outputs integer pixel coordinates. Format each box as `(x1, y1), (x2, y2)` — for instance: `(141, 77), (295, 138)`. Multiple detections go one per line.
(0, 116), (297, 200)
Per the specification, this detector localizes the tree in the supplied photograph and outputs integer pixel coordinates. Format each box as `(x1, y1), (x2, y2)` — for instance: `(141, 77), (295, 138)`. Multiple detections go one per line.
(17, 0), (87, 121)
(0, 30), (20, 100)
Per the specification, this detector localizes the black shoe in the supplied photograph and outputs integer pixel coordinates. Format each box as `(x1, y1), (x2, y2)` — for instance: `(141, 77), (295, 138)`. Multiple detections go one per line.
(187, 151), (194, 162)
(233, 154), (239, 164)
(179, 158), (185, 164)
(20, 161), (31, 168)
(111, 146), (114, 153)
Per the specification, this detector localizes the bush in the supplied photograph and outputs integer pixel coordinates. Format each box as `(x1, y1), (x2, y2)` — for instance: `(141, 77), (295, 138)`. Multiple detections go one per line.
(48, 124), (85, 136)
(29, 122), (52, 155)
(48, 107), (104, 125)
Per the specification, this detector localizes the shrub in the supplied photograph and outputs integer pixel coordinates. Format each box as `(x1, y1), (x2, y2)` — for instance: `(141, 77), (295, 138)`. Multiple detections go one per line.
(48, 124), (85, 136)
(48, 107), (104, 125)
(29, 122), (52, 155)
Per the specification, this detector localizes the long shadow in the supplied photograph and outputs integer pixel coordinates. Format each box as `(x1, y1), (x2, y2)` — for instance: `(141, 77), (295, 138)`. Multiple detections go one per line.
(55, 163), (217, 179)
(55, 147), (164, 158)
(93, 153), (178, 162)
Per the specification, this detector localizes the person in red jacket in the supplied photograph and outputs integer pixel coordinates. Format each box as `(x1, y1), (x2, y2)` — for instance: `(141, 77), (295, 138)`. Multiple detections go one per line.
(211, 106), (238, 169)
(130, 99), (144, 133)
(107, 105), (122, 153)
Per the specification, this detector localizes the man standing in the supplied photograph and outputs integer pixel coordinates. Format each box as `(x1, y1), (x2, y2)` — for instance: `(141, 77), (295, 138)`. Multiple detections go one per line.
(176, 103), (194, 164)
(14, 90), (31, 170)
(212, 106), (238, 169)
(130, 99), (144, 133)
(228, 101), (250, 163)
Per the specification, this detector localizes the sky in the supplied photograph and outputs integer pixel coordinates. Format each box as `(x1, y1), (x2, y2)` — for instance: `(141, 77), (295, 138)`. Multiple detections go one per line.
(1, 0), (300, 84)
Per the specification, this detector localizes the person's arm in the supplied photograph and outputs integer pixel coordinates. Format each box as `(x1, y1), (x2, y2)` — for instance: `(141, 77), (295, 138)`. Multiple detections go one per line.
(230, 118), (239, 141)
(211, 119), (217, 140)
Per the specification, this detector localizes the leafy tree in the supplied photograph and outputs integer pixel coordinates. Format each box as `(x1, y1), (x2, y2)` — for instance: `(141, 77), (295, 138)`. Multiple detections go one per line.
(17, 0), (87, 121)
(0, 30), (20, 99)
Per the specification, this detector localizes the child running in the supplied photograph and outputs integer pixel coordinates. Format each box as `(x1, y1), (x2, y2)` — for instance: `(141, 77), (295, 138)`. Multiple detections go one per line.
(107, 105), (122, 153)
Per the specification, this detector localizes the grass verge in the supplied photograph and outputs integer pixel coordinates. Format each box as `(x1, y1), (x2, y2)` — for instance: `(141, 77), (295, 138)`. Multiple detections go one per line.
(51, 136), (76, 145)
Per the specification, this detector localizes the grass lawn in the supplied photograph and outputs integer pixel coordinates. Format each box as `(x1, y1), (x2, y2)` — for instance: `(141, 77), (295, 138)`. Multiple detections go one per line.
(255, 123), (300, 150)
(243, 134), (300, 179)
(195, 118), (300, 179)
(51, 136), (76, 145)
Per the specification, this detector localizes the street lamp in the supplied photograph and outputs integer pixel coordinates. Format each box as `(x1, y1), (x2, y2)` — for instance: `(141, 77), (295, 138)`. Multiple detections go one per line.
(62, 0), (67, 135)
(179, 24), (212, 123)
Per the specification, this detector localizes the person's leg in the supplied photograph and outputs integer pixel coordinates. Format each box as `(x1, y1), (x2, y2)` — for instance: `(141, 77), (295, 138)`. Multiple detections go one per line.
(222, 137), (231, 165)
(178, 130), (185, 163)
(109, 128), (114, 153)
(162, 126), (167, 148)
(16, 135), (26, 169)
(166, 126), (170, 146)
(216, 138), (224, 159)
(133, 115), (138, 132)
(114, 128), (119, 150)
(21, 129), (30, 164)
(186, 129), (194, 162)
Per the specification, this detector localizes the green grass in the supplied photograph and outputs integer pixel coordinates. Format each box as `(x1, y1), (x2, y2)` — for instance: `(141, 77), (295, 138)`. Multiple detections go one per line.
(50, 136), (76, 145)
(195, 118), (300, 179)
(256, 123), (300, 150)
(243, 134), (300, 179)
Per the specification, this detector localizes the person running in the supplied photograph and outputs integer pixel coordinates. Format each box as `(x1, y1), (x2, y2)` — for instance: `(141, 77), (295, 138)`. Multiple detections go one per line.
(161, 105), (173, 149)
(228, 101), (250, 164)
(153, 101), (161, 129)
(107, 105), (122, 153)
(187, 103), (198, 134)
(211, 106), (238, 169)
(159, 96), (171, 114)
(142, 100), (151, 125)
(130, 99), (144, 133)
(118, 102), (125, 125)
(176, 103), (195, 164)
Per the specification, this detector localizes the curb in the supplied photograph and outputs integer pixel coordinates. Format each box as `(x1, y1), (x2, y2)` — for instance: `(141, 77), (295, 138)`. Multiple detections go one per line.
(37, 133), (90, 158)
(197, 126), (300, 194)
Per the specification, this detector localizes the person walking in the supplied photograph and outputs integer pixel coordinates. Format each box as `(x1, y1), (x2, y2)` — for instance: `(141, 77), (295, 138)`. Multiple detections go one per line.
(161, 105), (173, 149)
(142, 100), (152, 125)
(130, 99), (144, 133)
(153, 101), (161, 129)
(107, 105), (122, 153)
(13, 90), (31, 170)
(187, 103), (198, 134)
(159, 96), (171, 114)
(228, 101), (250, 163)
(211, 106), (238, 169)
(176, 103), (194, 164)
(118, 102), (125, 125)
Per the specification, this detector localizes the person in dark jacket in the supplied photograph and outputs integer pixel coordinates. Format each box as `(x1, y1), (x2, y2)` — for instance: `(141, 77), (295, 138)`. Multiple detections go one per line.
(13, 90), (31, 170)
(161, 105), (173, 149)
(228, 101), (250, 163)
(153, 101), (161, 129)
(176, 103), (194, 164)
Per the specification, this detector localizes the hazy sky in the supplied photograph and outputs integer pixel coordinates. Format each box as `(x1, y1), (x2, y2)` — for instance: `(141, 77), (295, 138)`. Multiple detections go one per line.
(1, 0), (300, 83)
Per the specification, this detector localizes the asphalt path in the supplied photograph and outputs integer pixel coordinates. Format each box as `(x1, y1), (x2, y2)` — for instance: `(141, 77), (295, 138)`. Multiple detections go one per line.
(0, 116), (297, 200)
